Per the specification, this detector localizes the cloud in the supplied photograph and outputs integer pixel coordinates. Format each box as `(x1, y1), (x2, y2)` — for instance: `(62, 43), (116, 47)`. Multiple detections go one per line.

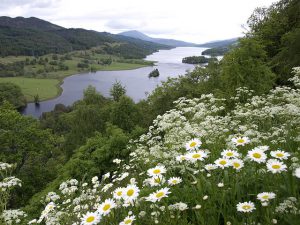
(106, 19), (146, 30)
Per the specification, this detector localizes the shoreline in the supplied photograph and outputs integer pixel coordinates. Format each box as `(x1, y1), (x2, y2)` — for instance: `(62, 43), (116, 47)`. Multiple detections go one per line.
(25, 63), (153, 103)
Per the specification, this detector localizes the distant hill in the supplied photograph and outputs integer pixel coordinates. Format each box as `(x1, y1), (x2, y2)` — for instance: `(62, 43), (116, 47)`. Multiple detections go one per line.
(118, 30), (197, 47)
(0, 17), (170, 58)
(0, 16), (63, 31)
(197, 38), (239, 48)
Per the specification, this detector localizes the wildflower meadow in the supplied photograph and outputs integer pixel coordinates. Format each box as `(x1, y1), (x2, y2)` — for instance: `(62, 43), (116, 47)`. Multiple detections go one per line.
(1, 68), (300, 224)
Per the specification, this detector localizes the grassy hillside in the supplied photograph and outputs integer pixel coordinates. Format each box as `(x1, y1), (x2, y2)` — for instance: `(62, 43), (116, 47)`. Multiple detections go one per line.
(0, 77), (60, 101)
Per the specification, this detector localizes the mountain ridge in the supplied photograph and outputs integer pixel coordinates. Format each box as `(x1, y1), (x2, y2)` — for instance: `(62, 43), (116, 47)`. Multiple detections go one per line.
(119, 30), (239, 48)
(118, 30), (197, 47)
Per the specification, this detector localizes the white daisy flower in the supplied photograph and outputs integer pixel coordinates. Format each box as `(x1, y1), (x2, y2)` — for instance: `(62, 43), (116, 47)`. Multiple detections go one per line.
(266, 159), (287, 173)
(205, 164), (218, 171)
(148, 175), (166, 187)
(185, 138), (202, 151)
(168, 177), (182, 186)
(254, 146), (269, 152)
(123, 184), (140, 202)
(257, 192), (276, 202)
(230, 159), (244, 170)
(147, 165), (166, 177)
(81, 212), (101, 225)
(247, 149), (267, 163)
(119, 215), (135, 225)
(232, 137), (250, 146)
(97, 199), (116, 216)
(270, 150), (290, 160)
(221, 150), (239, 159)
(113, 187), (124, 200)
(236, 201), (255, 213)
(186, 150), (208, 162)
(215, 158), (230, 169)
(146, 188), (171, 202)
(176, 155), (186, 162)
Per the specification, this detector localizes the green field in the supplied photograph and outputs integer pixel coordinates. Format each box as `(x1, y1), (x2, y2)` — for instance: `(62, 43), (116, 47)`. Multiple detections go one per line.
(0, 77), (60, 102)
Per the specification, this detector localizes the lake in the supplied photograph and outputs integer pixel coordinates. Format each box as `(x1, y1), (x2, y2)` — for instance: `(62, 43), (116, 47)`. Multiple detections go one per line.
(23, 47), (207, 118)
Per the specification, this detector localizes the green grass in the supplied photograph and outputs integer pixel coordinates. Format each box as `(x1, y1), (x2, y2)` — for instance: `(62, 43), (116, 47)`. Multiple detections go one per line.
(0, 77), (60, 102)
(0, 56), (32, 64)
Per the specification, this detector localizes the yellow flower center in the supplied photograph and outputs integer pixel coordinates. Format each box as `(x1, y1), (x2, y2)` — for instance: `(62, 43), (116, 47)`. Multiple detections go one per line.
(242, 205), (251, 210)
(262, 195), (269, 199)
(156, 192), (165, 198)
(192, 154), (201, 159)
(103, 204), (111, 211)
(226, 152), (233, 156)
(253, 153), (261, 158)
(272, 164), (281, 169)
(125, 219), (132, 224)
(154, 177), (161, 183)
(127, 189), (134, 197)
(86, 216), (95, 222)
(220, 160), (227, 165)
(117, 191), (122, 196)
(190, 142), (197, 147)
(276, 153), (284, 157)
(237, 139), (245, 143)
(233, 162), (240, 168)
(172, 180), (177, 184)
(153, 169), (161, 174)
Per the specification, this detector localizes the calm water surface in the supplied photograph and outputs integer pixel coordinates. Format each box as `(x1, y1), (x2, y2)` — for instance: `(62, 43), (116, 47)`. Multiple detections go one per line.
(23, 47), (207, 117)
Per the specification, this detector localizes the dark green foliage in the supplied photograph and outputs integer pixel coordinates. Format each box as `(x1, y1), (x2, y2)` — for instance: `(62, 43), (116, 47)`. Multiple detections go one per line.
(182, 56), (215, 64)
(110, 96), (142, 132)
(202, 46), (231, 56)
(0, 61), (24, 77)
(220, 38), (276, 96)
(0, 103), (63, 207)
(148, 68), (160, 78)
(0, 82), (26, 108)
(247, 0), (300, 84)
(110, 81), (126, 101)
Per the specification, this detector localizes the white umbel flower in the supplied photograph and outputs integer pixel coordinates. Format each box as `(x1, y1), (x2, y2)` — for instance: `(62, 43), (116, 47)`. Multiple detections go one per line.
(294, 168), (300, 178)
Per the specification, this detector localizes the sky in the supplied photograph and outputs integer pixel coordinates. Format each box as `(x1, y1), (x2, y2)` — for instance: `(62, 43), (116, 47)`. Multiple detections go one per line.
(0, 0), (277, 43)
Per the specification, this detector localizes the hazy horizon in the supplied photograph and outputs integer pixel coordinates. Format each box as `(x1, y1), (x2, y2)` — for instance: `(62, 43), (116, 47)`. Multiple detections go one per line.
(0, 0), (277, 43)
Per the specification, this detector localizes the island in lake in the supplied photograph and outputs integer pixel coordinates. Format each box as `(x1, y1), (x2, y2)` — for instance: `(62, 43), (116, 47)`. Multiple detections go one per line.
(182, 56), (217, 64)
